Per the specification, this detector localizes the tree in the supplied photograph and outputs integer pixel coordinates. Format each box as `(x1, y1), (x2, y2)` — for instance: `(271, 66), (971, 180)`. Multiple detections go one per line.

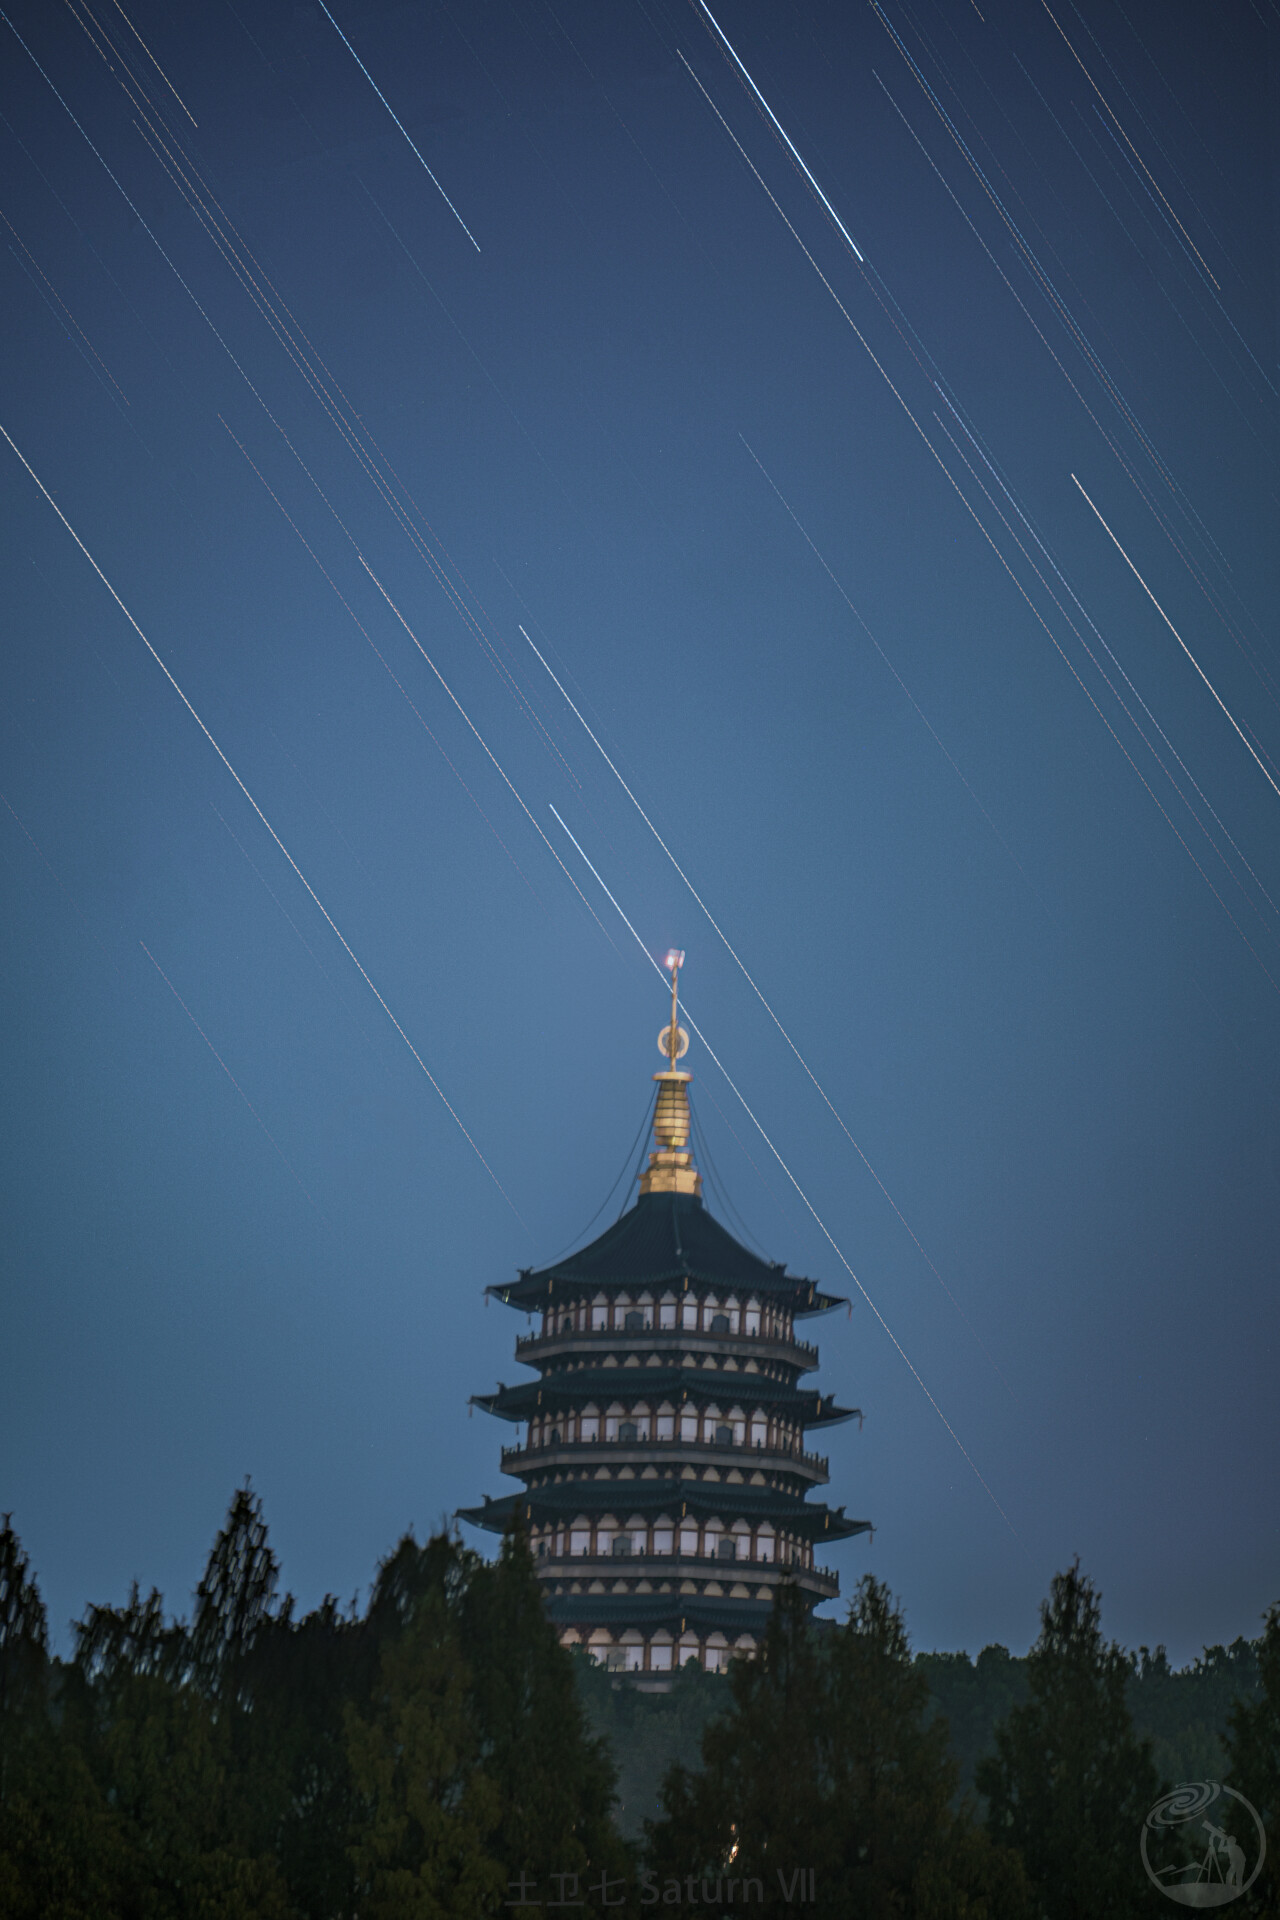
(0, 1517), (49, 1809)
(190, 1481), (283, 1697)
(68, 1511), (293, 1916)
(458, 1521), (628, 1901)
(647, 1577), (1028, 1918)
(977, 1560), (1160, 1919)
(345, 1545), (504, 1919)
(1224, 1600), (1280, 1915)
(0, 1518), (128, 1918)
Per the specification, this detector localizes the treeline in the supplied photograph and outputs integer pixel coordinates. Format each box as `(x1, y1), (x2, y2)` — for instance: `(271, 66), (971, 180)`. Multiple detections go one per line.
(0, 1491), (626, 1917)
(1, 1493), (1278, 1918)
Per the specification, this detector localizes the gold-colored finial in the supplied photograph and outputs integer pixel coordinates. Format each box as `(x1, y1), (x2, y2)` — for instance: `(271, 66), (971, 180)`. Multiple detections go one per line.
(640, 951), (701, 1198)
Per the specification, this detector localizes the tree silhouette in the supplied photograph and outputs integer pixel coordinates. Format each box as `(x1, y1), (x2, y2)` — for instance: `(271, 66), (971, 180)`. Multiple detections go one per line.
(647, 1576), (1028, 1918)
(190, 1481), (283, 1696)
(1225, 1599), (1280, 1915)
(977, 1560), (1159, 1919)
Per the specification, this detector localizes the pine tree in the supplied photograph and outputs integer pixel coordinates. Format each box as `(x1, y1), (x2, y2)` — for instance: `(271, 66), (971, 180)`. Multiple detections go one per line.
(458, 1520), (629, 1905)
(646, 1576), (1028, 1918)
(977, 1560), (1160, 1919)
(190, 1481), (282, 1697)
(345, 1544), (505, 1919)
(69, 1515), (293, 1915)
(0, 1517), (49, 1809)
(1224, 1599), (1280, 1915)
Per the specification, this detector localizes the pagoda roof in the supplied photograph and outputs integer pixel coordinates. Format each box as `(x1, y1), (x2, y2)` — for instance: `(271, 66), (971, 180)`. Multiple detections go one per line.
(456, 1485), (870, 1541)
(491, 1192), (845, 1315)
(543, 1592), (792, 1635)
(471, 1369), (857, 1428)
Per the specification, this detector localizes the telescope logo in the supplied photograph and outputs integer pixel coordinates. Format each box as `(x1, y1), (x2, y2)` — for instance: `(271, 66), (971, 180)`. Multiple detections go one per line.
(1140, 1781), (1265, 1906)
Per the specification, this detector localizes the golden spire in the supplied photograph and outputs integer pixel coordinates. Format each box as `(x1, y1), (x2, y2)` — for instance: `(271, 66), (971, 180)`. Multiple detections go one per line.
(639, 950), (702, 1198)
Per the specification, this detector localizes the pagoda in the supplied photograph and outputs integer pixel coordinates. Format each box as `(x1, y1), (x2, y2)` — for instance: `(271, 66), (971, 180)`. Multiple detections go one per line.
(457, 954), (869, 1675)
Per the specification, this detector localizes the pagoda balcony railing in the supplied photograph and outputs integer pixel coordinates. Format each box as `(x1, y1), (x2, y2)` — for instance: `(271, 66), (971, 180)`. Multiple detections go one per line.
(514, 1324), (819, 1369)
(498, 1435), (830, 1483)
(531, 1550), (840, 1597)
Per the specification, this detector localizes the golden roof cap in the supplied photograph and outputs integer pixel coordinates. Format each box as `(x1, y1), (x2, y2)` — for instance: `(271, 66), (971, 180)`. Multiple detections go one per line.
(639, 950), (702, 1198)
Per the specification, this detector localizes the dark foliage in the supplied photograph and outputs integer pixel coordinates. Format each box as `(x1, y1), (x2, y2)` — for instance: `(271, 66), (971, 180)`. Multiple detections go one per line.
(977, 1560), (1160, 1919)
(2, 1506), (1276, 1920)
(0, 1501), (630, 1919)
(645, 1575), (1030, 1918)
(1225, 1601), (1280, 1915)
(573, 1649), (730, 1838)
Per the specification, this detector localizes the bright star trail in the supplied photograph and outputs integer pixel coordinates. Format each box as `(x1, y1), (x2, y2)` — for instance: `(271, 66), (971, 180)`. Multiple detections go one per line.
(314, 0), (480, 253)
(0, 420), (524, 1231)
(549, 804), (1019, 1542)
(4, 0), (1276, 1667)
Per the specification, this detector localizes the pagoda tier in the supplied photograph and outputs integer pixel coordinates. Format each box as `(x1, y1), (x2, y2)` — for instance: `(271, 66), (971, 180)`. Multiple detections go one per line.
(460, 960), (869, 1676)
(456, 1483), (869, 1542)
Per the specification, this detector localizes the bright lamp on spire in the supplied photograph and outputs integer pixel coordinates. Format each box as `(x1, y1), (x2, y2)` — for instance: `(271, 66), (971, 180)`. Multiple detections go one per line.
(665, 949), (685, 972)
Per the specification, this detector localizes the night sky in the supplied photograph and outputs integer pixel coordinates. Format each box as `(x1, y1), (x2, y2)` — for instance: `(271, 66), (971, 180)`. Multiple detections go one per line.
(2, 0), (1277, 1667)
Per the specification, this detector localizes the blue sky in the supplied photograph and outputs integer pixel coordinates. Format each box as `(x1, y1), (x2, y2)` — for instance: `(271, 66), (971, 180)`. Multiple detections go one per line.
(2, 0), (1277, 1664)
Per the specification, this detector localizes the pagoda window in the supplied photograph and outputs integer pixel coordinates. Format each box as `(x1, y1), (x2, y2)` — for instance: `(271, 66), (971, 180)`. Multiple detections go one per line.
(656, 1413), (675, 1441)
(678, 1525), (698, 1557)
(648, 1641), (673, 1672)
(580, 1416), (599, 1442)
(709, 1312), (730, 1335)
(750, 1416), (767, 1448)
(677, 1633), (700, 1668)
(716, 1536), (738, 1562)
(653, 1525), (674, 1554)
(679, 1414), (698, 1443)
(618, 1420), (638, 1443)
(681, 1301), (699, 1330)
(714, 1423), (733, 1446)
(569, 1529), (591, 1556)
(611, 1535), (631, 1558)
(756, 1529), (775, 1563)
(624, 1310), (644, 1332)
(591, 1306), (608, 1331)
(550, 1427), (562, 1447)
(745, 1305), (761, 1336)
(555, 1529), (566, 1555)
(658, 1300), (677, 1330)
